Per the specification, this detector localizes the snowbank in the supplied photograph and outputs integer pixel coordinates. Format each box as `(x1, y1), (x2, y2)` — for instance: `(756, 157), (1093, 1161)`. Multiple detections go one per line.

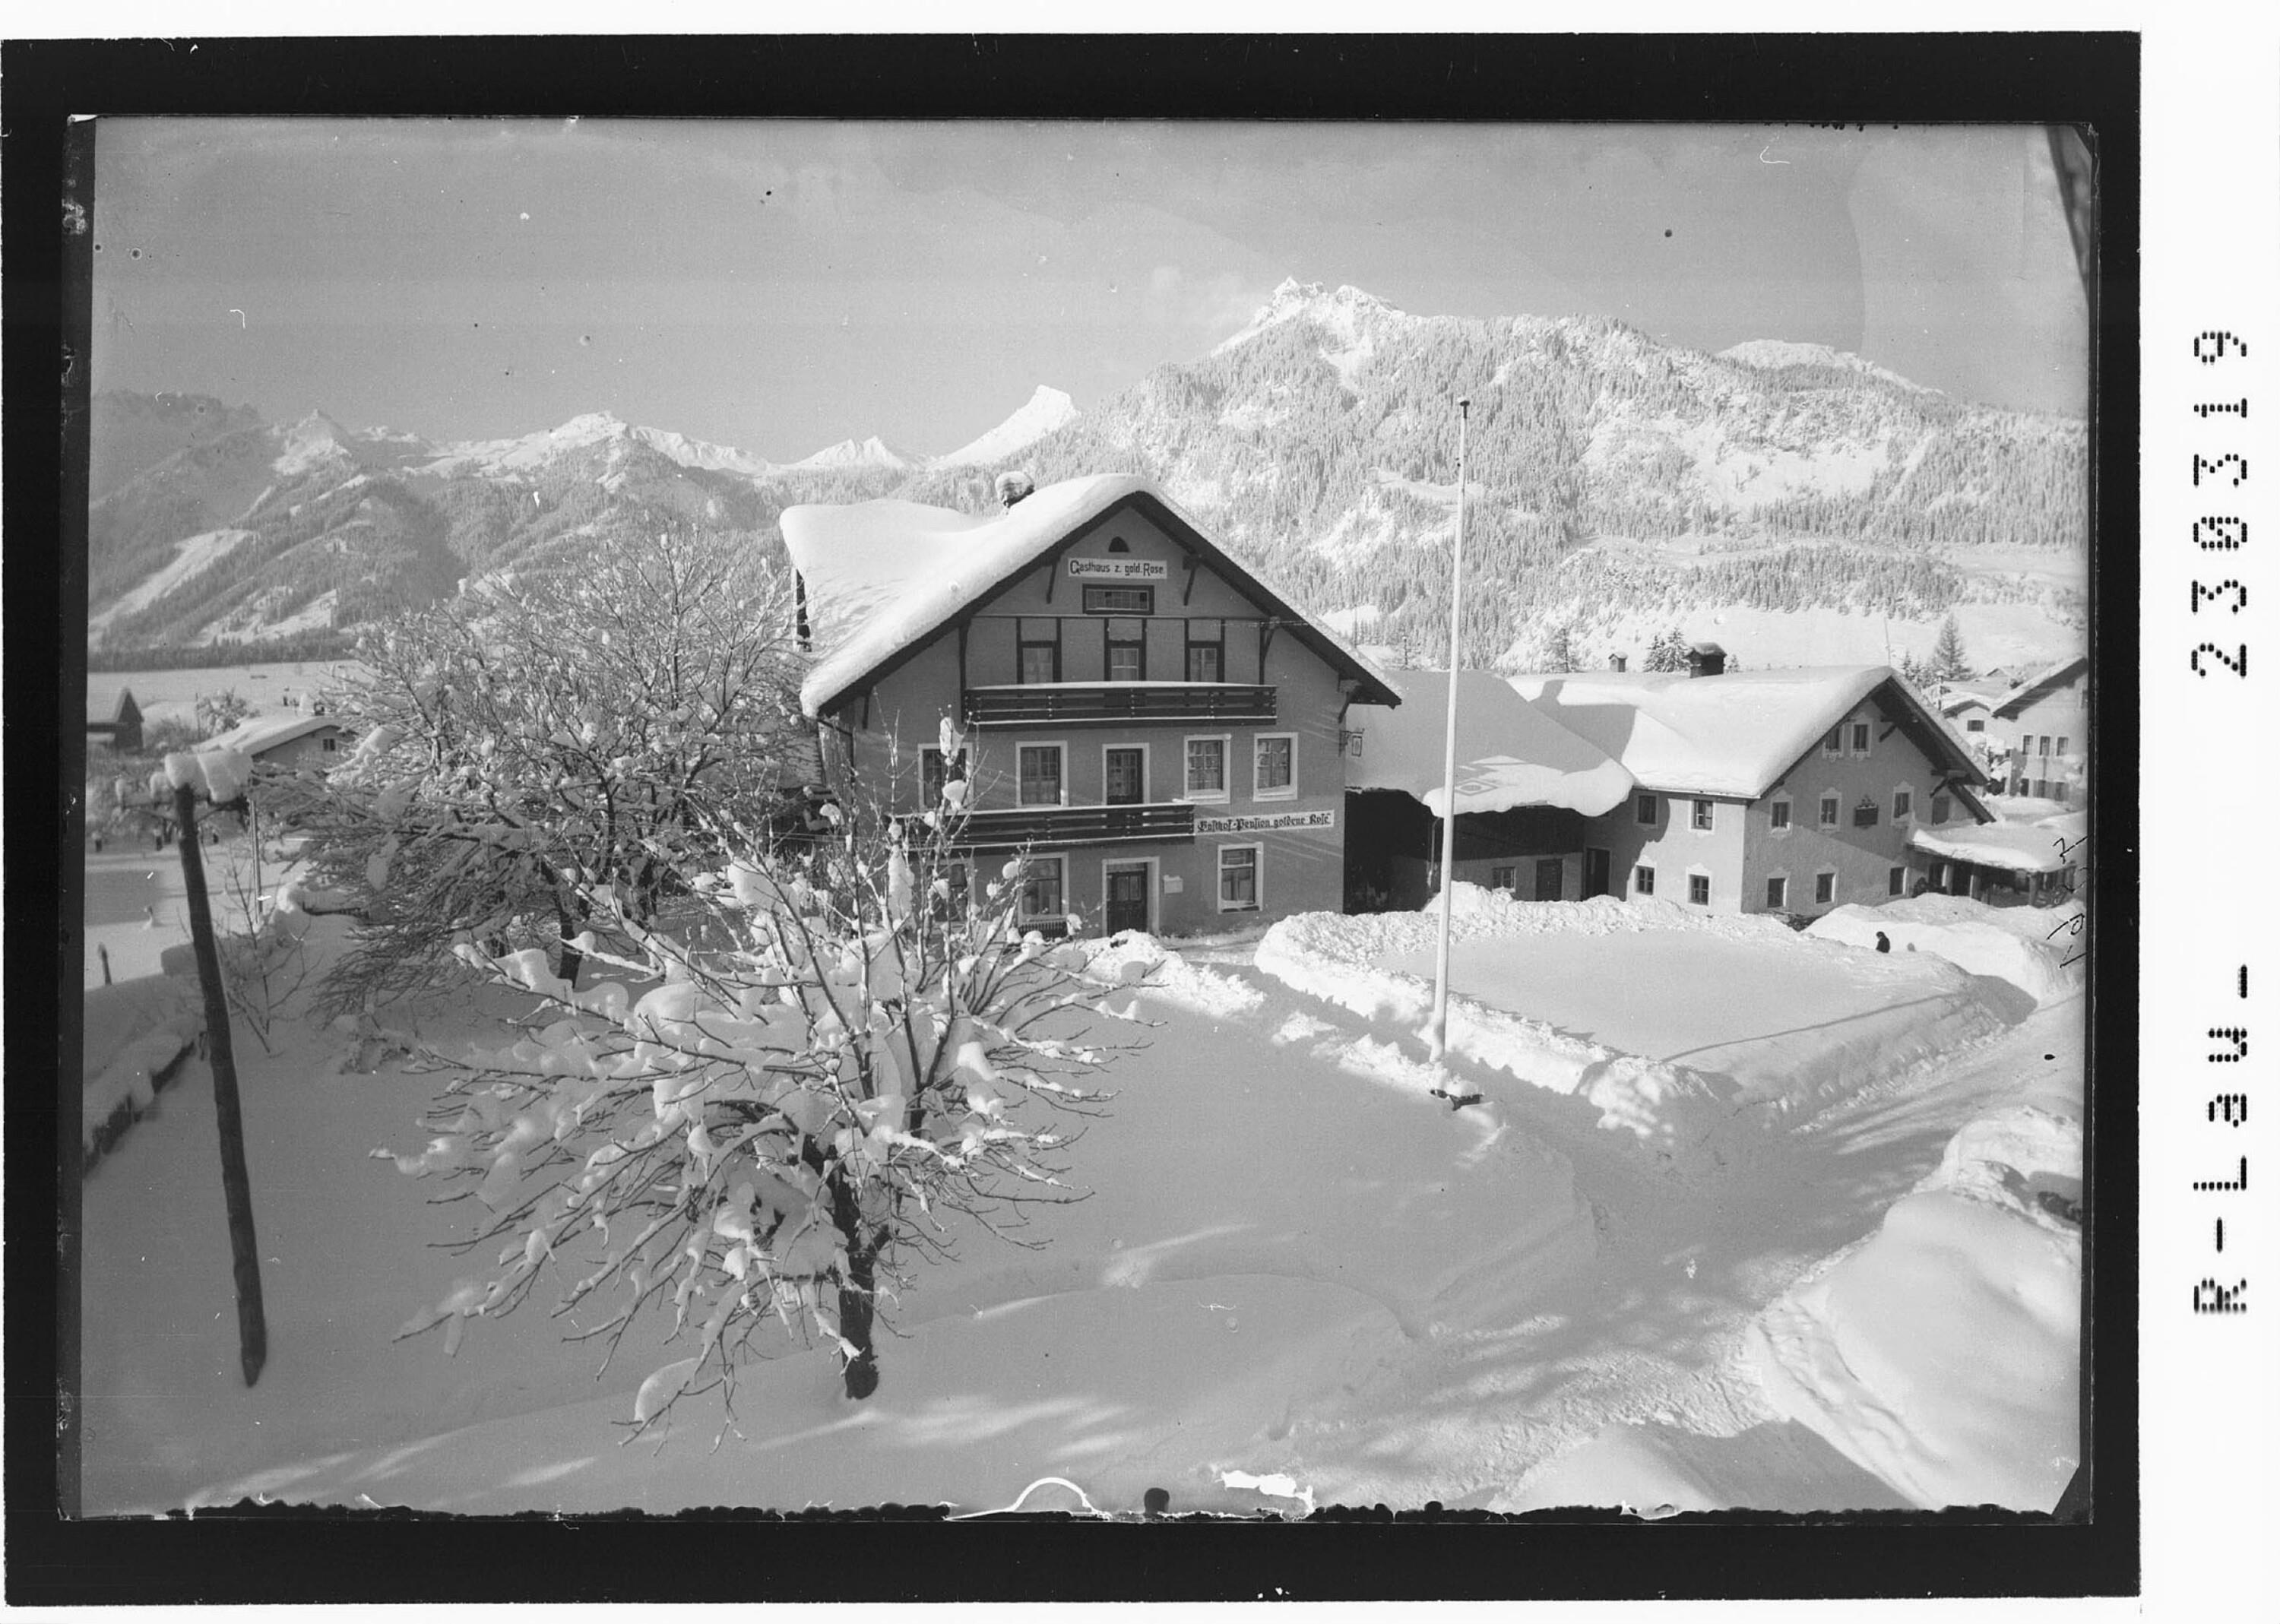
(1746, 1102), (2082, 1510)
(81, 976), (205, 1170)
(1806, 896), (2084, 1006)
(1258, 901), (1740, 1172)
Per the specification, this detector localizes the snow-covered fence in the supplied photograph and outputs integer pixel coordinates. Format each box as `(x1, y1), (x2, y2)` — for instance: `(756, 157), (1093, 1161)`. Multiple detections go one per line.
(81, 976), (206, 1177)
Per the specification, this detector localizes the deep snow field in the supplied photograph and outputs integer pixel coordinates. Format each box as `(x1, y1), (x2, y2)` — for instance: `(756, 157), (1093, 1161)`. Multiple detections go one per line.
(74, 863), (2085, 1518)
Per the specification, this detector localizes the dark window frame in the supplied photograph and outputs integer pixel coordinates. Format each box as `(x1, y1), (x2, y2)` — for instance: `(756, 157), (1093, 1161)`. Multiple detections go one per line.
(1633, 865), (1655, 897)
(1104, 617), (1147, 682)
(1018, 619), (1062, 685)
(1636, 793), (1659, 826)
(1692, 798), (1714, 831)
(1765, 875), (1788, 910)
(1020, 855), (1066, 921)
(1186, 619), (1225, 683)
(1687, 872), (1711, 907)
(1081, 584), (1156, 616)
(1016, 742), (1066, 808)
(1217, 844), (1262, 913)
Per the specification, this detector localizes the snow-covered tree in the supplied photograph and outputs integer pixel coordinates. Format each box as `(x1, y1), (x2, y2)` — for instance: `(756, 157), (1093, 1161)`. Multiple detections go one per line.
(1541, 624), (1581, 674)
(1643, 626), (1691, 672)
(378, 788), (1133, 1417)
(1929, 613), (1974, 685)
(270, 527), (811, 1019)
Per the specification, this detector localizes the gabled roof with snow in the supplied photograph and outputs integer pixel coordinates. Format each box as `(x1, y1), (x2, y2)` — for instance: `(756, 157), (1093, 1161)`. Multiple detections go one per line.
(1990, 654), (2088, 718)
(1509, 665), (1988, 806)
(87, 686), (140, 726)
(782, 473), (1401, 718)
(199, 712), (347, 758)
(1347, 669), (1634, 818)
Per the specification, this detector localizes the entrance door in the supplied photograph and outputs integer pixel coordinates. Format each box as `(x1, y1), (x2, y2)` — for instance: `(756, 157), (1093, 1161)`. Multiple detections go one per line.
(1104, 747), (1145, 806)
(1582, 847), (1611, 899)
(1534, 857), (1564, 901)
(1104, 863), (1151, 935)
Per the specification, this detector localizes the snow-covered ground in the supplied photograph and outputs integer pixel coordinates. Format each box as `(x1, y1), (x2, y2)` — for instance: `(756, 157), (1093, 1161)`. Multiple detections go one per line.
(75, 884), (2082, 1516)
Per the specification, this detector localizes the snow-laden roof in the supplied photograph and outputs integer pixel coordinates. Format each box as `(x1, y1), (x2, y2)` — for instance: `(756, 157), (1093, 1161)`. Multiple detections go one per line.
(87, 687), (138, 726)
(199, 713), (345, 758)
(783, 473), (1398, 717)
(1347, 669), (1634, 818)
(1990, 654), (2088, 717)
(1509, 666), (1955, 799)
(1908, 815), (2085, 875)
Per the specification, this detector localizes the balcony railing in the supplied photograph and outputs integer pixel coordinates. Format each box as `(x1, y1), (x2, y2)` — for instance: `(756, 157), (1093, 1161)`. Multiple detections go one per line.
(963, 682), (1277, 727)
(952, 800), (1198, 850)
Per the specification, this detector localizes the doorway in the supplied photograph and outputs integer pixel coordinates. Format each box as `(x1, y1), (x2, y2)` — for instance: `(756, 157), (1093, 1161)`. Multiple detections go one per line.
(1582, 847), (1611, 899)
(1104, 862), (1151, 935)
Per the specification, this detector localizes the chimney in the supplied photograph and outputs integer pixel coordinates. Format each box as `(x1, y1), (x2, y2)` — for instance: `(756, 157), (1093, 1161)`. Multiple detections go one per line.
(995, 470), (1035, 510)
(1686, 641), (1727, 678)
(1609, 653), (1628, 673)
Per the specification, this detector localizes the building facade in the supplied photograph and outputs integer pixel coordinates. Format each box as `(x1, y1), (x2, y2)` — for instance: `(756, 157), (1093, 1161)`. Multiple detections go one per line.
(1989, 655), (2088, 803)
(784, 475), (1400, 938)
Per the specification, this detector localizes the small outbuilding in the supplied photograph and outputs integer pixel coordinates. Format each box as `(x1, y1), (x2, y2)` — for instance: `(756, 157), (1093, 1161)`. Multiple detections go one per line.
(86, 687), (144, 755)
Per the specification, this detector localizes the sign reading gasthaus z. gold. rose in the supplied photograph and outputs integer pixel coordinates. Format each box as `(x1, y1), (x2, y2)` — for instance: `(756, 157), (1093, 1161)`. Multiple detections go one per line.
(1066, 557), (1170, 581)
(1195, 808), (1338, 834)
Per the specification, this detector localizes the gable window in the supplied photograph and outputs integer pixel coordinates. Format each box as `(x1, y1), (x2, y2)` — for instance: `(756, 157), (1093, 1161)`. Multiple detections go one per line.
(1019, 856), (1065, 921)
(1105, 619), (1146, 682)
(1253, 733), (1297, 800)
(1769, 798), (1792, 832)
(321, 735), (338, 752)
(1017, 743), (1065, 807)
(1633, 865), (1655, 897)
(1018, 619), (1060, 685)
(1082, 584), (1154, 616)
(1636, 793), (1659, 826)
(1822, 728), (1842, 758)
(1692, 798), (1715, 831)
(1186, 619), (1224, 683)
(1889, 866), (1908, 897)
(1815, 870), (1837, 905)
(1490, 865), (1516, 891)
(1892, 787), (1914, 821)
(1687, 872), (1711, 907)
(1183, 735), (1230, 802)
(1931, 792), (1953, 824)
(1819, 793), (1840, 828)
(1851, 796), (1879, 828)
(1218, 844), (1261, 912)
(1965, 718), (1985, 733)
(1851, 720), (1871, 755)
(1765, 875), (1788, 910)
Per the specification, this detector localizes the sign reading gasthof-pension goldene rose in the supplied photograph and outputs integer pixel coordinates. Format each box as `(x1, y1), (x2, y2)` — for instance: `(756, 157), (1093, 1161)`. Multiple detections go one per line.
(1066, 557), (1170, 581)
(1195, 808), (1337, 834)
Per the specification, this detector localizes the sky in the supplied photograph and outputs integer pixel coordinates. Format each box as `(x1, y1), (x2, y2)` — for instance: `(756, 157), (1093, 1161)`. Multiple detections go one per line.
(90, 119), (2090, 458)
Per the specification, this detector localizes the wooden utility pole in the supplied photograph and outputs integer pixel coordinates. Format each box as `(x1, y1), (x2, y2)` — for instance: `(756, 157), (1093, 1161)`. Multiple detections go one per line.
(173, 781), (268, 1385)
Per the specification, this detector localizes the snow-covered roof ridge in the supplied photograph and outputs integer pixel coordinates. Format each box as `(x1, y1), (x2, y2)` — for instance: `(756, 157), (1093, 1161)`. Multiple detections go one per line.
(199, 712), (344, 757)
(1990, 652), (2088, 716)
(1507, 665), (1983, 803)
(935, 385), (1078, 467)
(783, 472), (1397, 718)
(1347, 669), (1635, 818)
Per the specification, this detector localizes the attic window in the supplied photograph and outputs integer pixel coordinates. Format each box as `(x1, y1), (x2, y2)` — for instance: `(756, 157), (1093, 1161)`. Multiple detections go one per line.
(1107, 537), (1130, 553)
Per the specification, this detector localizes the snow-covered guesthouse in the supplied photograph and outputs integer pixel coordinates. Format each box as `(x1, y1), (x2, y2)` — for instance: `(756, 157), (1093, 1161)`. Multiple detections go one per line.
(1509, 658), (1996, 918)
(198, 711), (353, 773)
(781, 473), (1402, 936)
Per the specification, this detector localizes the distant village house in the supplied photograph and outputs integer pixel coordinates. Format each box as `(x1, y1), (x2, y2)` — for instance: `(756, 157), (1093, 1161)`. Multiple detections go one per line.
(86, 687), (144, 755)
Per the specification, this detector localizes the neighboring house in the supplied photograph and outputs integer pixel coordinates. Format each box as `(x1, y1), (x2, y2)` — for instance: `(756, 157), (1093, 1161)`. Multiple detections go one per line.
(781, 473), (1401, 938)
(1508, 653), (1993, 918)
(87, 687), (144, 755)
(199, 712), (354, 774)
(1342, 668), (1634, 909)
(1989, 654), (2089, 804)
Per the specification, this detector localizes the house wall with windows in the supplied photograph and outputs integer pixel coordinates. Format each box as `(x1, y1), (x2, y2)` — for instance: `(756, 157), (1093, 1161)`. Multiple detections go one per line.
(1739, 701), (1947, 916)
(1581, 788), (1751, 911)
(810, 488), (1373, 938)
(1991, 661), (2088, 803)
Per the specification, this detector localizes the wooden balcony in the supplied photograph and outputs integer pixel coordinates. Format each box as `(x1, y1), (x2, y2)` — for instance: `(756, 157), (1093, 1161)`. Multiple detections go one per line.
(963, 682), (1277, 727)
(952, 800), (1198, 850)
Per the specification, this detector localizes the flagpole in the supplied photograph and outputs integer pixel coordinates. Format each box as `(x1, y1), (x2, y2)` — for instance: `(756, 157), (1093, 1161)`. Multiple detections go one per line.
(1427, 397), (1470, 1065)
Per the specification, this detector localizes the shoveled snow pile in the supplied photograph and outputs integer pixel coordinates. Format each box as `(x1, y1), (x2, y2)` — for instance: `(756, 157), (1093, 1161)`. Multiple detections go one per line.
(1746, 1100), (2082, 1510)
(1807, 894), (2085, 1006)
(1259, 886), (2031, 1163)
